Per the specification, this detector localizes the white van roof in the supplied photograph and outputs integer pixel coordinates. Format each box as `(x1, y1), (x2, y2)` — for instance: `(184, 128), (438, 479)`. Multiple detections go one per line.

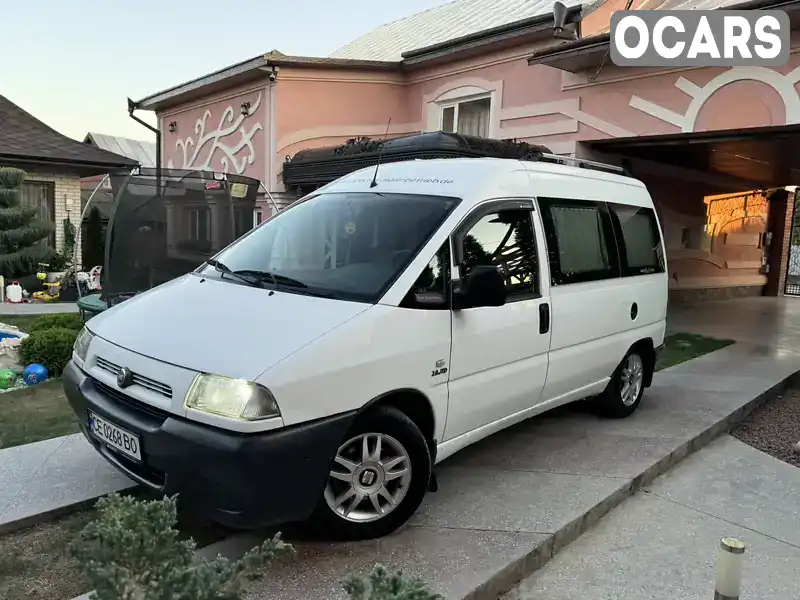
(317, 157), (650, 209)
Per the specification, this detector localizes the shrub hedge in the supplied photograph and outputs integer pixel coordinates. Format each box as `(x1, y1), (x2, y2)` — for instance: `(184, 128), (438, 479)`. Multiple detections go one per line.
(28, 313), (84, 333)
(19, 326), (79, 376)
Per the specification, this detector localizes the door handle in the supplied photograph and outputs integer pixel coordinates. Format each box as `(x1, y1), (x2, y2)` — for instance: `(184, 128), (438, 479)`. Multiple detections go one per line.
(539, 302), (550, 334)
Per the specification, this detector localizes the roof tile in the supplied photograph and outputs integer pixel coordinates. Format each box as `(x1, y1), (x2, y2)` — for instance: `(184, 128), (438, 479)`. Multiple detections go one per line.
(0, 95), (137, 168)
(329, 0), (583, 61)
(84, 132), (157, 168)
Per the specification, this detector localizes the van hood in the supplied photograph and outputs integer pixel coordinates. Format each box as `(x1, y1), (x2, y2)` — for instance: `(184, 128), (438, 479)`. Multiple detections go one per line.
(87, 274), (371, 380)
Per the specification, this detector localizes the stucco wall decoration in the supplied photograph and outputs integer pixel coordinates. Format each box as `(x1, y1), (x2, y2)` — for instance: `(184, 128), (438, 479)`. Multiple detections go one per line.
(168, 92), (264, 174)
(629, 66), (800, 132)
(500, 97), (635, 139)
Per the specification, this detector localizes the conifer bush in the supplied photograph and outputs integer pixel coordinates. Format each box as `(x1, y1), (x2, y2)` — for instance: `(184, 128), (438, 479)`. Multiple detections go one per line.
(71, 494), (442, 600)
(0, 167), (55, 277)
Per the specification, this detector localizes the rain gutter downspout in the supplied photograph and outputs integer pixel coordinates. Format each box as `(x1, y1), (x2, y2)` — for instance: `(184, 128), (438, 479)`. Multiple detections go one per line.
(126, 97), (161, 194)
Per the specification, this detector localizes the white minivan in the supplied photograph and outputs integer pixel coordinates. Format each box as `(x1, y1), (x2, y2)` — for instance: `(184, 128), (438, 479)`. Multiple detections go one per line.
(64, 154), (667, 540)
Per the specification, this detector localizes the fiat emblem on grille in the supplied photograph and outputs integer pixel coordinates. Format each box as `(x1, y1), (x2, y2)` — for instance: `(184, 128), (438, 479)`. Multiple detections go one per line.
(116, 367), (133, 389)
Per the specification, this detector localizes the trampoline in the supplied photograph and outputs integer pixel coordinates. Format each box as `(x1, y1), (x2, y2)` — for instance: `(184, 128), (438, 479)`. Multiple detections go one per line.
(76, 168), (265, 319)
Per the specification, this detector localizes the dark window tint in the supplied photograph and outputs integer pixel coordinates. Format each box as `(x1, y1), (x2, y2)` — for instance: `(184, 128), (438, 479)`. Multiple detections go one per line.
(402, 242), (451, 309)
(538, 198), (619, 286)
(459, 208), (539, 299)
(608, 204), (664, 276)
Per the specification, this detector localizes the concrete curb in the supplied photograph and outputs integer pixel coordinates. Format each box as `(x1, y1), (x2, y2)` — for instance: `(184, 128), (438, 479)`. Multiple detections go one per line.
(0, 496), (100, 537)
(463, 372), (800, 600)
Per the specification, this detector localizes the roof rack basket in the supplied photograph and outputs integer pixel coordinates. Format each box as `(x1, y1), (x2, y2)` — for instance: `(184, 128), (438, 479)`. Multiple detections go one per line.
(282, 131), (632, 190)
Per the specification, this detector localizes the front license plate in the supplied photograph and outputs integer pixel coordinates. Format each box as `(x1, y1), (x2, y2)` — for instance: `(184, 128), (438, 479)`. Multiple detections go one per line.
(88, 411), (142, 462)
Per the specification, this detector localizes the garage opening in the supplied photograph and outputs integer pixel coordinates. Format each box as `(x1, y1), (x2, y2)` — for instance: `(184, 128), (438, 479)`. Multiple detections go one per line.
(587, 125), (800, 300)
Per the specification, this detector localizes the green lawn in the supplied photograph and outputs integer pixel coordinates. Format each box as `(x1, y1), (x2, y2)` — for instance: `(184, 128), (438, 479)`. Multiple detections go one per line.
(656, 332), (735, 371)
(0, 314), (42, 333)
(0, 380), (78, 449)
(0, 313), (80, 449)
(0, 312), (79, 334)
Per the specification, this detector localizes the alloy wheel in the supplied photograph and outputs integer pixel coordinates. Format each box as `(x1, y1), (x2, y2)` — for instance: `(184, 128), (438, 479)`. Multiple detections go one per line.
(620, 353), (644, 407)
(324, 432), (413, 523)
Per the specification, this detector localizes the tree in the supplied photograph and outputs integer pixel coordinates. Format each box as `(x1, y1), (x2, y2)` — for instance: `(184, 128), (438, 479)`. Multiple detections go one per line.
(461, 234), (492, 276)
(0, 167), (55, 277)
(71, 493), (292, 600)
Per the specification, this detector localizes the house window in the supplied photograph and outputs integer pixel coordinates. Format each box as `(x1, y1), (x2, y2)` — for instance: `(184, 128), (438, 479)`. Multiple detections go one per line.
(20, 181), (56, 248)
(188, 208), (211, 242)
(441, 97), (491, 137)
(254, 210), (263, 227)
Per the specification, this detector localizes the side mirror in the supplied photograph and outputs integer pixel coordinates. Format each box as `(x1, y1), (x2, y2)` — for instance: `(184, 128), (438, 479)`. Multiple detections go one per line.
(457, 265), (507, 308)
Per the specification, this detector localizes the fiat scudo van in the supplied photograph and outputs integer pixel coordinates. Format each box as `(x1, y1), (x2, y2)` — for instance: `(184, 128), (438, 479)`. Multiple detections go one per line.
(64, 153), (667, 540)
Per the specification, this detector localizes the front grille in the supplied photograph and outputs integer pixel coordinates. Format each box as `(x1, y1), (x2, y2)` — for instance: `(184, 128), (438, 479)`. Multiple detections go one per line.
(93, 379), (170, 423)
(95, 356), (173, 398)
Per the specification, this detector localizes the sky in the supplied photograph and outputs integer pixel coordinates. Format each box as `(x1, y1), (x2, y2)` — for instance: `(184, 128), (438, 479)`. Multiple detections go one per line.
(1, 0), (451, 143)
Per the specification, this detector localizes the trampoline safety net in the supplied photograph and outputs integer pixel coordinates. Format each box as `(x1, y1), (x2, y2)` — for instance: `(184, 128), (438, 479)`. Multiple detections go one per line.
(105, 168), (260, 304)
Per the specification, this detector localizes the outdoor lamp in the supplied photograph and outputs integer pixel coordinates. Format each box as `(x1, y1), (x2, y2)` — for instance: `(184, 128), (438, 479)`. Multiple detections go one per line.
(168, 121), (177, 133)
(241, 101), (251, 116)
(714, 537), (746, 599)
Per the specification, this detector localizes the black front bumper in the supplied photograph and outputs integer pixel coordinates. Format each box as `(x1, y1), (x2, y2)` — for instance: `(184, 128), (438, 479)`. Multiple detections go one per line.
(63, 360), (356, 529)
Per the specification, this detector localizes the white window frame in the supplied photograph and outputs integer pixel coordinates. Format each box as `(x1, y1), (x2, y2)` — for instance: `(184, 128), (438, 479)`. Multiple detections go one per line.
(189, 208), (211, 242)
(438, 93), (492, 135)
(253, 209), (263, 227)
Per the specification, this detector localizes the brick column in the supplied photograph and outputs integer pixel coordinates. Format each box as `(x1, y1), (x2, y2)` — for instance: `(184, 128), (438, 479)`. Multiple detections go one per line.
(53, 177), (82, 267)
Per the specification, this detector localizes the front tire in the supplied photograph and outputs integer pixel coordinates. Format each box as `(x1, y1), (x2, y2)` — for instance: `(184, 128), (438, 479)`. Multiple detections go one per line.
(597, 349), (646, 418)
(311, 405), (431, 540)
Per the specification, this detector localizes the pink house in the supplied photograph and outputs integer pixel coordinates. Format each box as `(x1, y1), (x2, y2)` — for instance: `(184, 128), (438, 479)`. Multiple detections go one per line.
(131, 0), (800, 301)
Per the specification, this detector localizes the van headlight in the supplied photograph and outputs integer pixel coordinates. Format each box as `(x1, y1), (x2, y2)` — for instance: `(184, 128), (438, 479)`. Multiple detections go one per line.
(185, 374), (281, 421)
(73, 327), (94, 362)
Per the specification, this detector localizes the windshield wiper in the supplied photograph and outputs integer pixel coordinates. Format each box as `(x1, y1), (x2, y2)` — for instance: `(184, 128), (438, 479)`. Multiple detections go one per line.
(232, 270), (337, 299)
(233, 270), (307, 289)
(206, 259), (263, 289)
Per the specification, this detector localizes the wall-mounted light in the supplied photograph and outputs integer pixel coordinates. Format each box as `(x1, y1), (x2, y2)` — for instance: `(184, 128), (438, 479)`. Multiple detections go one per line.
(241, 101), (251, 116)
(168, 121), (177, 133)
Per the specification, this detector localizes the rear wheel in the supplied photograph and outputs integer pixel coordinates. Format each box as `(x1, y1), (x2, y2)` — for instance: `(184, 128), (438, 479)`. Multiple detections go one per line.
(311, 405), (431, 540)
(597, 349), (646, 418)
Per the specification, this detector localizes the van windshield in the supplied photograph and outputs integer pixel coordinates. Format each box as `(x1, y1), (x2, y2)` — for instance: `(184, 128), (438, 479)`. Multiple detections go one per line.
(203, 191), (461, 303)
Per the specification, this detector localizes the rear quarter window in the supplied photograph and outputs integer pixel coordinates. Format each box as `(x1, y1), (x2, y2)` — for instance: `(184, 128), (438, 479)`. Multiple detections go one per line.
(537, 197), (620, 286)
(607, 203), (665, 277)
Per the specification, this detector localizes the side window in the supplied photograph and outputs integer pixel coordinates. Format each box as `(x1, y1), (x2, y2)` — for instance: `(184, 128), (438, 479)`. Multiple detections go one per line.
(608, 203), (665, 276)
(459, 208), (539, 300)
(402, 242), (451, 309)
(538, 198), (620, 286)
